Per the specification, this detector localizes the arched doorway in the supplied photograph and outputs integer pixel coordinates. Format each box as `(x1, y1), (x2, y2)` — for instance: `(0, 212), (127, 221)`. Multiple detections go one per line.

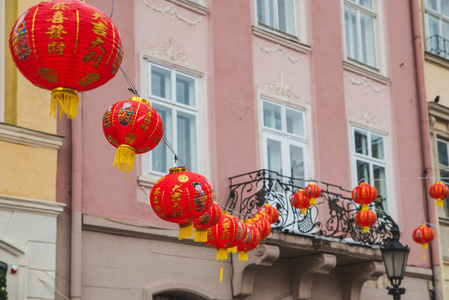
(153, 290), (208, 300)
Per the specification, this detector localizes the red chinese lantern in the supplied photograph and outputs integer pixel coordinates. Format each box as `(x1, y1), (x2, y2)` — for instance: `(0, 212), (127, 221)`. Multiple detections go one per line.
(352, 182), (377, 211)
(237, 223), (261, 261)
(257, 203), (279, 224)
(102, 97), (164, 172)
(354, 210), (377, 233)
(412, 225), (435, 250)
(291, 189), (310, 214)
(9, 0), (123, 119)
(193, 202), (221, 242)
(304, 183), (321, 205)
(429, 182), (449, 207)
(149, 167), (214, 240)
(249, 214), (271, 239)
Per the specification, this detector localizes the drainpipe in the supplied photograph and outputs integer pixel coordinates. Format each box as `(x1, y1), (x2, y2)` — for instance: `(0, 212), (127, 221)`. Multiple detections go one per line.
(410, 1), (438, 299)
(71, 96), (82, 300)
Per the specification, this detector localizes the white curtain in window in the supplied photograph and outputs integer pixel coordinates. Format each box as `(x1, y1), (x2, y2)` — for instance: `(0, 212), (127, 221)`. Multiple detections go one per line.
(345, 7), (359, 61)
(360, 13), (376, 67)
(267, 139), (282, 174)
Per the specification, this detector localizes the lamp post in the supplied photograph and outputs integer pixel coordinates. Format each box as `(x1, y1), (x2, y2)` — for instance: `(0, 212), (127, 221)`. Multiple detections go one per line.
(381, 228), (410, 300)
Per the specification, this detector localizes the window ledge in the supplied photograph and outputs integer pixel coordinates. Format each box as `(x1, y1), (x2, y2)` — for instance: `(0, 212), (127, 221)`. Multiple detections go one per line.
(439, 216), (449, 226)
(137, 175), (160, 188)
(252, 26), (311, 54)
(343, 60), (390, 85)
(0, 122), (64, 150)
(164, 0), (208, 15)
(425, 51), (449, 69)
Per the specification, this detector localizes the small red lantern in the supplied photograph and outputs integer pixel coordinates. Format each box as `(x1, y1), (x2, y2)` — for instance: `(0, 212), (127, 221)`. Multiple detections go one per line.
(149, 167), (214, 240)
(193, 202), (221, 242)
(9, 0), (123, 119)
(237, 223), (261, 261)
(257, 203), (279, 224)
(429, 182), (449, 207)
(412, 225), (435, 250)
(352, 182), (377, 211)
(291, 189), (310, 214)
(304, 183), (321, 205)
(102, 97), (164, 172)
(354, 210), (377, 233)
(249, 214), (271, 239)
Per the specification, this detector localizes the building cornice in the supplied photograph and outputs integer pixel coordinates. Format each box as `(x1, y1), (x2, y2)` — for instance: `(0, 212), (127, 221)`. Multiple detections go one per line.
(0, 122), (64, 150)
(164, 0), (208, 15)
(252, 26), (311, 54)
(428, 102), (449, 122)
(0, 194), (64, 217)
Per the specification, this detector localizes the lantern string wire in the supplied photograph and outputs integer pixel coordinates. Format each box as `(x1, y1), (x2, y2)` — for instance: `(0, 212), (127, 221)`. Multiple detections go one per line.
(110, 0), (115, 19)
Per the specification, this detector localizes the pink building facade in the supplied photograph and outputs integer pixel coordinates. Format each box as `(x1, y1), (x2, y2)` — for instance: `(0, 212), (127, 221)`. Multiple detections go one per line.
(55, 0), (440, 299)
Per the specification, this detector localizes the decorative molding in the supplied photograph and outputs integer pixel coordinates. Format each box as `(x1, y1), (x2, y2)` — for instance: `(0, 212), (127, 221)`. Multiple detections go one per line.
(0, 194), (64, 217)
(0, 122), (64, 150)
(343, 61), (390, 86)
(142, 0), (204, 26)
(232, 244), (280, 298)
(404, 265), (433, 280)
(0, 239), (25, 257)
(257, 72), (301, 100)
(425, 52), (449, 70)
(164, 0), (208, 15)
(254, 39), (305, 63)
(252, 26), (311, 54)
(347, 109), (389, 135)
(344, 73), (387, 96)
(342, 261), (385, 300)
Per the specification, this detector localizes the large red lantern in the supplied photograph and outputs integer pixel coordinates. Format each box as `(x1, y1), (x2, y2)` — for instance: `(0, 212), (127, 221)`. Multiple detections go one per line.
(412, 225), (435, 250)
(9, 0), (123, 119)
(352, 182), (377, 211)
(102, 97), (163, 172)
(205, 212), (246, 260)
(291, 189), (310, 214)
(354, 210), (377, 233)
(304, 183), (321, 205)
(248, 214), (271, 239)
(429, 182), (449, 207)
(149, 167), (214, 239)
(237, 223), (261, 261)
(257, 203), (279, 224)
(193, 202), (221, 242)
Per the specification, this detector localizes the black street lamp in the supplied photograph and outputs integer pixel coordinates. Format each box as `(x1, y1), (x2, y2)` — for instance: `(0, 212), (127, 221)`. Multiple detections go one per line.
(381, 228), (410, 300)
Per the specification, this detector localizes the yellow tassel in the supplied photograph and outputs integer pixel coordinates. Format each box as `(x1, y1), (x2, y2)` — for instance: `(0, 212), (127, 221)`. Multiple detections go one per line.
(113, 145), (136, 172)
(238, 251), (248, 261)
(301, 208), (306, 214)
(363, 226), (369, 233)
(361, 204), (369, 211)
(51, 88), (79, 119)
(423, 252), (426, 261)
(437, 199), (444, 207)
(227, 246), (237, 254)
(422, 243), (428, 250)
(217, 249), (228, 260)
(194, 229), (208, 242)
(309, 198), (316, 205)
(178, 222), (193, 240)
(219, 262), (223, 283)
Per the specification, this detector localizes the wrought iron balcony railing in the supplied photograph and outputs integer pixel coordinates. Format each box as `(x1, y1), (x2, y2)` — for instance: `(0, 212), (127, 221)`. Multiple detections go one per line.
(427, 34), (449, 58)
(225, 169), (399, 247)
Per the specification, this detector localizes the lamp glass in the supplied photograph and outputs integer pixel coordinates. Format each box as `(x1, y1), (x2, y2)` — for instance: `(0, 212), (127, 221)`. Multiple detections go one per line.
(381, 239), (409, 286)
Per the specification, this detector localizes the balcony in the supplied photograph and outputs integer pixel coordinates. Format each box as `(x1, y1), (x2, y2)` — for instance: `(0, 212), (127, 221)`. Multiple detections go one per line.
(427, 34), (449, 59)
(225, 169), (398, 248)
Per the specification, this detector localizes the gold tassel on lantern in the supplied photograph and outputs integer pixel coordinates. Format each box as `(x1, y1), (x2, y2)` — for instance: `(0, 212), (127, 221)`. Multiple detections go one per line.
(216, 249), (228, 261)
(301, 208), (307, 214)
(113, 145), (136, 172)
(437, 198), (444, 207)
(51, 88), (79, 119)
(238, 251), (248, 261)
(194, 229), (208, 242)
(363, 226), (369, 233)
(219, 261), (223, 283)
(179, 222), (194, 240)
(227, 246), (238, 254)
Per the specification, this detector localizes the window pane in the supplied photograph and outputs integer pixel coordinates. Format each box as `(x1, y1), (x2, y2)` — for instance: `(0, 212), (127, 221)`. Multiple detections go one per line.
(263, 101), (282, 130)
(438, 140), (449, 166)
(290, 144), (305, 187)
(278, 0), (296, 35)
(151, 66), (171, 99)
(257, 0), (275, 28)
(177, 112), (197, 172)
(285, 108), (305, 137)
(440, 170), (449, 217)
(443, 21), (449, 57)
(371, 133), (384, 160)
(373, 165), (386, 199)
(356, 160), (370, 183)
(428, 15), (440, 54)
(360, 13), (376, 67)
(443, 0), (449, 17)
(345, 7), (359, 61)
(151, 105), (172, 172)
(267, 139), (282, 174)
(360, 0), (373, 10)
(428, 0), (438, 11)
(354, 129), (368, 155)
(176, 74), (196, 106)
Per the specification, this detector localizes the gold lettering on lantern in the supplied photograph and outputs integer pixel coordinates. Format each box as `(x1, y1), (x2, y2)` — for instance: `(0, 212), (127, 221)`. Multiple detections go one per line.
(50, 3), (70, 10)
(178, 174), (189, 183)
(107, 135), (118, 146)
(47, 11), (68, 24)
(124, 133), (136, 145)
(140, 110), (153, 132)
(38, 67), (58, 82)
(78, 73), (100, 87)
(87, 36), (106, 53)
(48, 41), (66, 55)
(170, 187), (184, 218)
(91, 11), (108, 23)
(46, 25), (68, 39)
(221, 218), (231, 240)
(171, 185), (181, 193)
(90, 20), (108, 37)
(83, 52), (104, 68)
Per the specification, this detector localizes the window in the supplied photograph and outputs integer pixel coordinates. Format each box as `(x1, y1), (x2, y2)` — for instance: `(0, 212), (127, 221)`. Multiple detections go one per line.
(148, 63), (199, 174)
(425, 0), (449, 59)
(352, 127), (388, 210)
(257, 0), (297, 36)
(437, 139), (449, 216)
(344, 0), (378, 68)
(261, 100), (308, 187)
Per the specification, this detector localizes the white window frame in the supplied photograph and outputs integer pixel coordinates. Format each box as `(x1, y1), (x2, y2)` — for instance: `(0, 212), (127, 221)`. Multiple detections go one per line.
(436, 138), (449, 217)
(260, 98), (309, 185)
(0, 0), (5, 122)
(140, 59), (205, 183)
(424, 0), (449, 59)
(343, 0), (379, 70)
